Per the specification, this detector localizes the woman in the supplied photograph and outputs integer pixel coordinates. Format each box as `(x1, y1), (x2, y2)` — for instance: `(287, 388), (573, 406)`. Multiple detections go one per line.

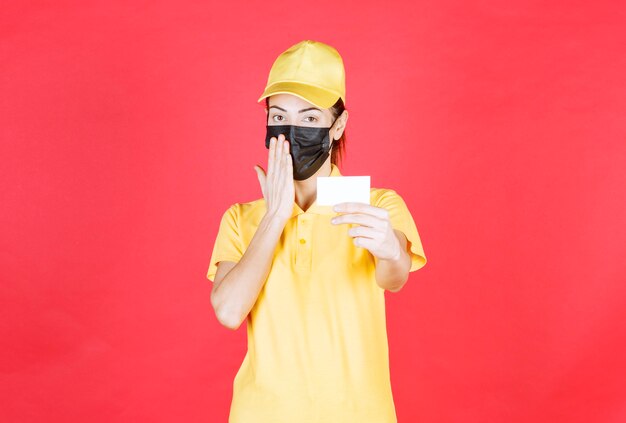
(207, 40), (427, 423)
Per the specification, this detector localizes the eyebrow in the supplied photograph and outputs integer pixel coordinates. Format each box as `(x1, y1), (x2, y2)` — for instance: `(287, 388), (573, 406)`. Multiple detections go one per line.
(269, 105), (322, 113)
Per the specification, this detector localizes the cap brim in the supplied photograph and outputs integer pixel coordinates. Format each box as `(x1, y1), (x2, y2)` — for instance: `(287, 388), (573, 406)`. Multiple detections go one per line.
(257, 81), (341, 109)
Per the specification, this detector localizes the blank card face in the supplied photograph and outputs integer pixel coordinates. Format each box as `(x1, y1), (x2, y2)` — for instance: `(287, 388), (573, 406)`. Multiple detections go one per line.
(316, 175), (371, 206)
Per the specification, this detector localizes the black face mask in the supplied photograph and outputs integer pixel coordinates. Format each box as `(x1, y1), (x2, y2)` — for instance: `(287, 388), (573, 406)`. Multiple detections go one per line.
(265, 121), (336, 180)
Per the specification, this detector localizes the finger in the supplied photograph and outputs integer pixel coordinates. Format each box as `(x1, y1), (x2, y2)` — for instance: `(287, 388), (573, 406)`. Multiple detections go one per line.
(268, 136), (276, 176)
(332, 213), (381, 228)
(278, 138), (289, 186)
(283, 139), (290, 166)
(352, 236), (374, 249)
(256, 164), (266, 175)
(272, 134), (283, 180)
(274, 134), (285, 163)
(334, 202), (388, 219)
(285, 141), (293, 181)
(347, 225), (379, 239)
(255, 166), (266, 198)
(255, 164), (266, 179)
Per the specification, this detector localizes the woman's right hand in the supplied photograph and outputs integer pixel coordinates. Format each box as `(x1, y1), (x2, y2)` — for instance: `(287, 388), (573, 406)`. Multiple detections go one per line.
(254, 133), (295, 223)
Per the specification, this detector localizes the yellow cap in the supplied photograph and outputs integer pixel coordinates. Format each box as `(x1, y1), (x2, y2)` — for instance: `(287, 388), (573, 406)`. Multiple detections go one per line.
(257, 40), (346, 109)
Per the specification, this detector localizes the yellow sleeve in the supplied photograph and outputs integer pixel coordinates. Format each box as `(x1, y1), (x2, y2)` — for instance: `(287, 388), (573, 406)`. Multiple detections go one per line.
(206, 203), (244, 282)
(376, 189), (427, 272)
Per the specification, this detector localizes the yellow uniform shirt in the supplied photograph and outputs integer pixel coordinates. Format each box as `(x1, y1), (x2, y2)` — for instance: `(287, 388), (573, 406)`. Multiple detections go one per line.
(207, 163), (427, 423)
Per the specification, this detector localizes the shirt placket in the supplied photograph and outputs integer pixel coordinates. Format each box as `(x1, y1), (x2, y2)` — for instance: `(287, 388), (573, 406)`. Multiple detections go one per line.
(295, 214), (313, 271)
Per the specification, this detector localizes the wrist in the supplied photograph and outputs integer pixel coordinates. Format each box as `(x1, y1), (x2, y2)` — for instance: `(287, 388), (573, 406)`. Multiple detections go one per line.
(262, 211), (288, 228)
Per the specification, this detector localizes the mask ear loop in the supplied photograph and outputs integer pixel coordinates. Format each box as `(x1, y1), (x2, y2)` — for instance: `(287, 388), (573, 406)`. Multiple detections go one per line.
(328, 114), (340, 150)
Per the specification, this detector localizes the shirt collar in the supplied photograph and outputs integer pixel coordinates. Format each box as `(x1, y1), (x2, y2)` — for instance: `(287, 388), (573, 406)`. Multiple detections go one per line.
(291, 163), (342, 217)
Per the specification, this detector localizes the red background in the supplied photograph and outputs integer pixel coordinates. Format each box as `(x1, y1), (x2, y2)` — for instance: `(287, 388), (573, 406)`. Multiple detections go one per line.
(2, 1), (625, 422)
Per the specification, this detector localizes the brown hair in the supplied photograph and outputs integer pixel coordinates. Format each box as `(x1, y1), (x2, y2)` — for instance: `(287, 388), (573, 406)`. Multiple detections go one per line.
(265, 97), (347, 168)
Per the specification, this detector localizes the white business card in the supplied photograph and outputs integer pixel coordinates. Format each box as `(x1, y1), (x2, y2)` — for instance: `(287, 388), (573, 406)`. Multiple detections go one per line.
(316, 175), (371, 206)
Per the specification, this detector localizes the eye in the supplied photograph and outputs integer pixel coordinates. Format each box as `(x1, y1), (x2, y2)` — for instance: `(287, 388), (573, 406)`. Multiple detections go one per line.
(272, 115), (284, 122)
(304, 116), (318, 123)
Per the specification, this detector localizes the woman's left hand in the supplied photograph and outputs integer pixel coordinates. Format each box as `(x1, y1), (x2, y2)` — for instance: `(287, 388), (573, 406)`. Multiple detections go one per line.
(331, 202), (403, 261)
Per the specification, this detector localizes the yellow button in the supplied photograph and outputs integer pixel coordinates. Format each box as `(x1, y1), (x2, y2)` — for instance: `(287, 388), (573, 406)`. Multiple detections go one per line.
(299, 238), (306, 244)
